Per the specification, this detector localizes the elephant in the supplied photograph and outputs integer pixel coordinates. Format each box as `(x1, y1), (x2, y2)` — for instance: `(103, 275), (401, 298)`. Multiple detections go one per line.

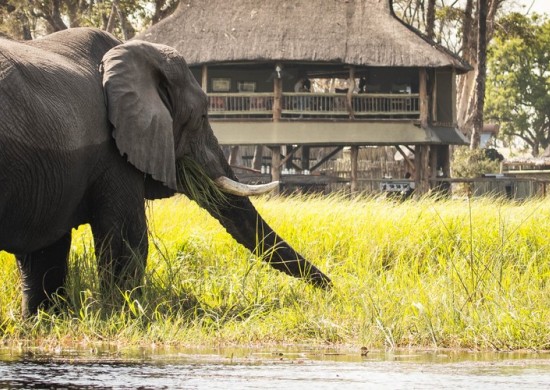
(0, 27), (331, 317)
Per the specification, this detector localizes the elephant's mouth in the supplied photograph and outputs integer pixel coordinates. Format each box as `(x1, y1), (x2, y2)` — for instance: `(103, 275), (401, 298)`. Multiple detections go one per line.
(175, 158), (278, 212)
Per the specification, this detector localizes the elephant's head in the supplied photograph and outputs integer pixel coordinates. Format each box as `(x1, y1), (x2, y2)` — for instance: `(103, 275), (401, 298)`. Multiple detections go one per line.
(100, 41), (331, 288)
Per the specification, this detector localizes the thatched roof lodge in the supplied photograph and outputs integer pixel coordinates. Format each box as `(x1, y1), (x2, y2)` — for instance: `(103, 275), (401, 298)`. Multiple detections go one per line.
(138, 0), (471, 194)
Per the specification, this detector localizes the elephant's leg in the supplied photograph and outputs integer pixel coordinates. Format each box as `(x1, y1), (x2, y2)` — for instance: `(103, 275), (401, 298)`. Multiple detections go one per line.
(16, 233), (71, 317)
(89, 185), (148, 304)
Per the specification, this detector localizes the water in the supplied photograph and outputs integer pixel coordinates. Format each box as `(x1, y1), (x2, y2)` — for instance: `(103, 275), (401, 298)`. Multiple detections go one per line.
(1, 348), (549, 389)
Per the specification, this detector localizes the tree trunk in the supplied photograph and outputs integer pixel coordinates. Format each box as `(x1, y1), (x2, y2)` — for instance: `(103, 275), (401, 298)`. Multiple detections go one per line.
(105, 5), (117, 33)
(457, 0), (504, 140)
(456, 0), (476, 138)
(470, 0), (488, 149)
(426, 0), (436, 40)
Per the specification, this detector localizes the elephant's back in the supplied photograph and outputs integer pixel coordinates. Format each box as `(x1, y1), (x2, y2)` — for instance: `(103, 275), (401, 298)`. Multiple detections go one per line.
(0, 29), (117, 150)
(0, 29), (123, 253)
(26, 28), (121, 70)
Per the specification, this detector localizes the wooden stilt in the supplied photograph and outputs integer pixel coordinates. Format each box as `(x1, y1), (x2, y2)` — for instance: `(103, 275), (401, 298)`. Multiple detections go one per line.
(416, 68), (431, 195)
(346, 67), (356, 119)
(270, 63), (283, 194)
(350, 145), (359, 194)
(201, 65), (208, 92)
(271, 145), (281, 194)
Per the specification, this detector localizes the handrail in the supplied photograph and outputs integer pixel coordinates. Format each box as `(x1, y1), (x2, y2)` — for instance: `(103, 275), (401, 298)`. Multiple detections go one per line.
(207, 92), (420, 118)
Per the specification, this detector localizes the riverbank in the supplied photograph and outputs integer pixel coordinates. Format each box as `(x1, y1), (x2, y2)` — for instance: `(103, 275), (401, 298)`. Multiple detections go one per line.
(1, 194), (549, 350)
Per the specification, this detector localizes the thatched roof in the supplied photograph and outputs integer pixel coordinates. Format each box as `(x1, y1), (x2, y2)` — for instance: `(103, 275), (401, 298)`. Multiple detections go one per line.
(138, 0), (470, 72)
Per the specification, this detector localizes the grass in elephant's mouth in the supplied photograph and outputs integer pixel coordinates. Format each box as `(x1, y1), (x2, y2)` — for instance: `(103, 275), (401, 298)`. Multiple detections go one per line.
(1, 194), (550, 352)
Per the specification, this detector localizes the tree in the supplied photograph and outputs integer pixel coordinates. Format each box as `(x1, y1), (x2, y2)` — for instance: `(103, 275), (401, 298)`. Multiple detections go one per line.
(0, 0), (33, 39)
(485, 13), (550, 156)
(0, 0), (179, 39)
(392, 0), (505, 143)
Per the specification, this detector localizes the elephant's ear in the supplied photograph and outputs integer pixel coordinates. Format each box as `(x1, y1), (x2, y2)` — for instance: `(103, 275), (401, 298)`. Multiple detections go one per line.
(101, 41), (177, 190)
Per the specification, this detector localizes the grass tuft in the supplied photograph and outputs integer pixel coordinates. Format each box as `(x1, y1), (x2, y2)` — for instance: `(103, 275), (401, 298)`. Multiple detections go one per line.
(175, 157), (228, 215)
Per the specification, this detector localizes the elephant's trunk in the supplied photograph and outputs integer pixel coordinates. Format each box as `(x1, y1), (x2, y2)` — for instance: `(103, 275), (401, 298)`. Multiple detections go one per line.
(175, 154), (331, 289)
(212, 194), (332, 289)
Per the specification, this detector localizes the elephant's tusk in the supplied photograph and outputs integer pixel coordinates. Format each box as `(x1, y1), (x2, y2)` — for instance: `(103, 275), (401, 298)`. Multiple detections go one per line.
(214, 177), (279, 196)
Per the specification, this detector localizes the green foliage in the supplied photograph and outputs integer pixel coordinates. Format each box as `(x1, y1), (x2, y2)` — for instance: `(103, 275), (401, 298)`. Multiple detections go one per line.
(452, 146), (501, 178)
(0, 0), (179, 40)
(1, 195), (550, 351)
(486, 12), (550, 156)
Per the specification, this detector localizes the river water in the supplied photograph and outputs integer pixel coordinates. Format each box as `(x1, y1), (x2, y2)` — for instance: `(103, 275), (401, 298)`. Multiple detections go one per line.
(0, 348), (549, 389)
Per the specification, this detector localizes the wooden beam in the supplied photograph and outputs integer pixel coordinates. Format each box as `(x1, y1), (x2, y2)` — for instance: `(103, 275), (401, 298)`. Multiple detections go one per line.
(432, 70), (437, 122)
(279, 145), (302, 168)
(271, 62), (283, 194)
(270, 145), (281, 191)
(302, 146), (310, 170)
(273, 63), (283, 121)
(451, 69), (457, 124)
(309, 146), (344, 172)
(405, 145), (415, 154)
(414, 145), (430, 196)
(346, 67), (356, 119)
(350, 145), (359, 194)
(395, 145), (415, 175)
(419, 68), (429, 128)
(252, 145), (264, 170)
(430, 147), (438, 178)
(201, 65), (208, 92)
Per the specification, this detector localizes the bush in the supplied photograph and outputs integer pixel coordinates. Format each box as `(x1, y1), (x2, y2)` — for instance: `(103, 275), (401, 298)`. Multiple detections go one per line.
(452, 147), (502, 178)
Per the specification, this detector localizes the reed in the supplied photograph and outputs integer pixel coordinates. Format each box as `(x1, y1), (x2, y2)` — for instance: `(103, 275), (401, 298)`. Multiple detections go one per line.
(1, 194), (549, 351)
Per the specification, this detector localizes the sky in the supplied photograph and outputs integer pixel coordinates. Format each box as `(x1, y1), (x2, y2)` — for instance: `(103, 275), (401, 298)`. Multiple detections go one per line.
(515, 0), (550, 15)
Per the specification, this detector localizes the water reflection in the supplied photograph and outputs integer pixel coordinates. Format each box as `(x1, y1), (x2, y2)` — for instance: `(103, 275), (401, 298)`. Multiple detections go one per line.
(1, 348), (549, 389)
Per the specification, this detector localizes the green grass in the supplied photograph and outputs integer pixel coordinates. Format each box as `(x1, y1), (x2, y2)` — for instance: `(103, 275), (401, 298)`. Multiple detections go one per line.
(1, 194), (550, 351)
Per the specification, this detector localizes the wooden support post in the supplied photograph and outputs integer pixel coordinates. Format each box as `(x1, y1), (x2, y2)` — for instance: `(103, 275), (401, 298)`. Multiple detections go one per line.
(419, 68), (429, 128)
(270, 63), (284, 194)
(252, 145), (264, 171)
(451, 69), (457, 124)
(228, 145), (240, 166)
(432, 145), (452, 196)
(430, 147), (438, 179)
(414, 145), (430, 196)
(415, 68), (431, 195)
(440, 145), (451, 177)
(273, 63), (283, 121)
(271, 145), (281, 193)
(201, 65), (208, 92)
(347, 67), (356, 119)
(302, 146), (310, 171)
(350, 145), (359, 195)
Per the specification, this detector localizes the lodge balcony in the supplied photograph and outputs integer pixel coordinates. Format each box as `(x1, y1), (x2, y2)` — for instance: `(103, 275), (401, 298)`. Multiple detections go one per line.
(208, 92), (420, 120)
(207, 92), (463, 147)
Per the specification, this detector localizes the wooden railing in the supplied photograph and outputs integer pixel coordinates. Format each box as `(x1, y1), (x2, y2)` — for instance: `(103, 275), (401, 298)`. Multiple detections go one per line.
(207, 92), (420, 119)
(208, 92), (274, 115)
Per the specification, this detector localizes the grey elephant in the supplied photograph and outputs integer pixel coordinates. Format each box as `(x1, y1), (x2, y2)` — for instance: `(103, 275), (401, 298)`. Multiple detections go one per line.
(0, 28), (331, 317)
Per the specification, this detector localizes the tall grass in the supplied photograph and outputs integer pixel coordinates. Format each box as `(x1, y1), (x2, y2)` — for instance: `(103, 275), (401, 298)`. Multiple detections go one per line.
(1, 194), (550, 351)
